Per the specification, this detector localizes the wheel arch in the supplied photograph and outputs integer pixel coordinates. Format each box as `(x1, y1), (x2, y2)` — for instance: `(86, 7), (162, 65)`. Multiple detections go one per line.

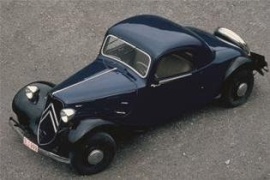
(224, 56), (252, 81)
(68, 119), (117, 144)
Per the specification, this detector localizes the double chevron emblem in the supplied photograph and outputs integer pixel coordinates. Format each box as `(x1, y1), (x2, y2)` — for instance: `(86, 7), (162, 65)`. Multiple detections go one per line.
(37, 103), (59, 145)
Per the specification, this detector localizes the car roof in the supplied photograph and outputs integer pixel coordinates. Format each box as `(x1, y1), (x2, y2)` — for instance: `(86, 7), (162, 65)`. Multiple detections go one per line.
(107, 15), (204, 59)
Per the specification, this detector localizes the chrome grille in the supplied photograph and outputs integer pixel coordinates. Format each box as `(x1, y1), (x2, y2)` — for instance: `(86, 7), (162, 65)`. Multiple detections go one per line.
(37, 103), (60, 145)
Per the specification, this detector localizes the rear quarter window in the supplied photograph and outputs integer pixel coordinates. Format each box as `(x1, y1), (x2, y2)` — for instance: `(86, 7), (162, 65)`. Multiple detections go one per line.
(156, 51), (194, 79)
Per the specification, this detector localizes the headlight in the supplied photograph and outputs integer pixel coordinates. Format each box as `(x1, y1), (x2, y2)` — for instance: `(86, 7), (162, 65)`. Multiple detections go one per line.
(25, 85), (39, 100)
(60, 109), (76, 123)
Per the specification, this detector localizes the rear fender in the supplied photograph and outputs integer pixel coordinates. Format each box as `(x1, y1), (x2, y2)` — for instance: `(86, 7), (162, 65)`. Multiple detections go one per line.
(68, 119), (116, 144)
(224, 57), (252, 80)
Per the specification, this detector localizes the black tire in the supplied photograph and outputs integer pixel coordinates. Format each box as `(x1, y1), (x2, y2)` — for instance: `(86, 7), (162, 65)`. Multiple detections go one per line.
(70, 132), (116, 175)
(222, 69), (254, 107)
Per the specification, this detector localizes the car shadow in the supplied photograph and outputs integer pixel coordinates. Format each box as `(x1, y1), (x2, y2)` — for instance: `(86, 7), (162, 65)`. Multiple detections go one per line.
(15, 100), (228, 176)
(113, 99), (227, 155)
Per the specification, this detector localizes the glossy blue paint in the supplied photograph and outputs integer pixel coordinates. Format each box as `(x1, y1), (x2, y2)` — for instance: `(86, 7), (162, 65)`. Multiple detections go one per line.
(11, 15), (267, 151)
(52, 65), (137, 105)
(108, 15), (205, 59)
(48, 15), (253, 126)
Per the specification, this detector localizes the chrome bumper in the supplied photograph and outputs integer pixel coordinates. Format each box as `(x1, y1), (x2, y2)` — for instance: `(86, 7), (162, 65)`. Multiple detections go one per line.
(9, 117), (70, 164)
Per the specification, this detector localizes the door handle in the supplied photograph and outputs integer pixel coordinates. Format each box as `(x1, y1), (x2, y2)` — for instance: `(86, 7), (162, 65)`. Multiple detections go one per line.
(150, 83), (161, 88)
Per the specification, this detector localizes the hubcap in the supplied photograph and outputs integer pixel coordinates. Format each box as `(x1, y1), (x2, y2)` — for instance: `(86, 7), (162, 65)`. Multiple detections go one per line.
(87, 149), (104, 165)
(237, 83), (248, 97)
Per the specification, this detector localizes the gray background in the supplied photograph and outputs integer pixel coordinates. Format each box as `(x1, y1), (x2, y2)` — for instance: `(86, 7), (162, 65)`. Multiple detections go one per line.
(1, 0), (269, 179)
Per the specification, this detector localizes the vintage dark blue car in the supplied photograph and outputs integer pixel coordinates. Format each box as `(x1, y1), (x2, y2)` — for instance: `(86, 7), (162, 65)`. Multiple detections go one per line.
(10, 15), (268, 175)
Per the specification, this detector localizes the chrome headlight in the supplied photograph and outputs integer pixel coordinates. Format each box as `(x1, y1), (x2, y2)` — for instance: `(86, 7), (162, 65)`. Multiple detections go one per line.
(25, 85), (39, 100)
(60, 108), (76, 123)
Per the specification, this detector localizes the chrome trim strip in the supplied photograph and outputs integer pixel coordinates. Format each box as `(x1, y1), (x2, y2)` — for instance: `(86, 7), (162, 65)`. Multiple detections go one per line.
(38, 148), (70, 164)
(150, 83), (161, 88)
(37, 103), (59, 145)
(40, 103), (58, 132)
(159, 73), (192, 84)
(51, 103), (59, 126)
(115, 111), (126, 115)
(101, 34), (152, 78)
(121, 101), (129, 105)
(41, 102), (53, 115)
(40, 111), (57, 133)
(52, 68), (117, 95)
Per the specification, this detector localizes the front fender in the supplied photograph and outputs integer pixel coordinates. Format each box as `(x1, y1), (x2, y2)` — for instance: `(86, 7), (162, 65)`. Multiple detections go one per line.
(224, 57), (252, 80)
(68, 119), (116, 144)
(12, 81), (55, 134)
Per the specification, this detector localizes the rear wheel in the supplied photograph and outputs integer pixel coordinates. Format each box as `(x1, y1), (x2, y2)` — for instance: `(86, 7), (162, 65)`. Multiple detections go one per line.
(70, 132), (116, 175)
(222, 69), (254, 107)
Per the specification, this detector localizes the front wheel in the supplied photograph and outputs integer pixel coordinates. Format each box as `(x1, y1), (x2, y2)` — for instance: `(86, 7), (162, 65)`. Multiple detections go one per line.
(221, 69), (254, 107)
(70, 132), (116, 175)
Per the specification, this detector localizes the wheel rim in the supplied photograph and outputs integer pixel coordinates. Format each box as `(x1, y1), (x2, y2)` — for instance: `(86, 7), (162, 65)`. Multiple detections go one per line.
(236, 83), (248, 97)
(87, 149), (104, 165)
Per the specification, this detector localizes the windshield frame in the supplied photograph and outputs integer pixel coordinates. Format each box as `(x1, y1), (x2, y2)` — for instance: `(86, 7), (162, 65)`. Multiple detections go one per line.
(101, 34), (152, 78)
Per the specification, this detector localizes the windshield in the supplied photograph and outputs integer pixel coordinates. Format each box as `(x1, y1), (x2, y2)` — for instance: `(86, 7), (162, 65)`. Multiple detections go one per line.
(102, 35), (151, 78)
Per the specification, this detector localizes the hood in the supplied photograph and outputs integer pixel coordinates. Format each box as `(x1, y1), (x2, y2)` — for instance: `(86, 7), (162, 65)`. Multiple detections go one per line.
(51, 59), (137, 105)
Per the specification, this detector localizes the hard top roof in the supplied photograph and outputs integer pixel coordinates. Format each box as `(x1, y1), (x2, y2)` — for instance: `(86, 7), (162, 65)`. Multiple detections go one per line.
(107, 15), (204, 59)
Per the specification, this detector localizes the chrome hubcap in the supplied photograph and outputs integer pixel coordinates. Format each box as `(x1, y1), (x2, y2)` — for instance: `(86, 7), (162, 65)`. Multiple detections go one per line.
(87, 149), (104, 165)
(237, 83), (248, 97)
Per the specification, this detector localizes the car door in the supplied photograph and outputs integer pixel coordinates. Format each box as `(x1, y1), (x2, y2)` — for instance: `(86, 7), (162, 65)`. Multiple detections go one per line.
(147, 49), (201, 120)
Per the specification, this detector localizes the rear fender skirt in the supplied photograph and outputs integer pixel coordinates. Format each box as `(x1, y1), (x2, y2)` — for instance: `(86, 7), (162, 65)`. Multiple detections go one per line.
(68, 119), (116, 144)
(224, 57), (252, 80)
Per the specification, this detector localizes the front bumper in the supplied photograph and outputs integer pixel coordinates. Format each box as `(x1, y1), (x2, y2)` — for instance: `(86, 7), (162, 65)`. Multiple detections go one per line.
(9, 117), (70, 164)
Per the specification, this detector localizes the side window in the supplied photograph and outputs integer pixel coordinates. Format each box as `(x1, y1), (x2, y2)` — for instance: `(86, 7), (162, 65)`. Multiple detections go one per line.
(155, 51), (194, 79)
